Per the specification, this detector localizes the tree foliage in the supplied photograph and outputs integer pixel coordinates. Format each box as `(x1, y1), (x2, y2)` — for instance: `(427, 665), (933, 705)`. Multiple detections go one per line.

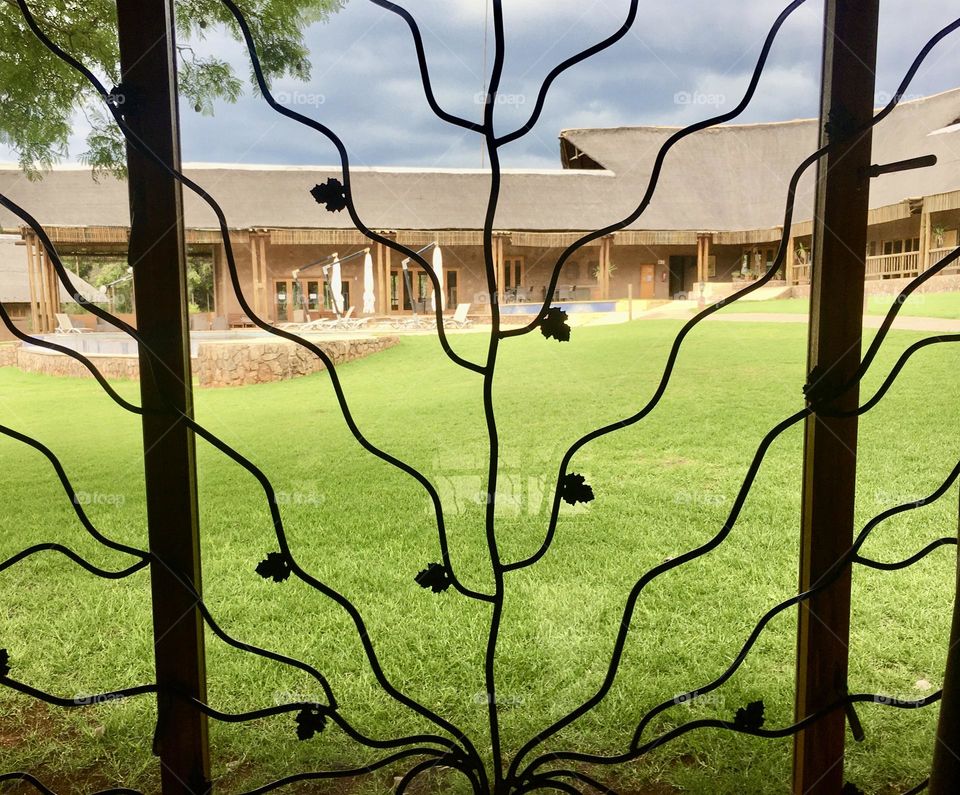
(0, 0), (343, 178)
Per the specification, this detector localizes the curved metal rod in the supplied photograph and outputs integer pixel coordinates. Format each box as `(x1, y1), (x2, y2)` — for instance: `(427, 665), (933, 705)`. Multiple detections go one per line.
(523, 769), (618, 794)
(500, 0), (811, 339)
(13, 0), (491, 607)
(501, 140), (819, 573)
(496, 0), (640, 147)
(520, 691), (941, 778)
(393, 755), (464, 794)
(0, 677), (158, 707)
(0, 212), (481, 780)
(828, 333), (960, 417)
(2, 671), (465, 769)
(902, 779), (930, 795)
(0, 543), (148, 579)
(517, 780), (582, 795)
(473, 1), (510, 790)
(0, 773), (141, 795)
(855, 538), (957, 572)
(509, 312), (960, 777)
(618, 462), (960, 745)
(0, 422), (148, 561)
(504, 10), (960, 341)
(845, 247), (960, 387)
(237, 749), (448, 795)
(367, 0), (483, 134)
(0, 252), (479, 775)
(516, 458), (960, 782)
(218, 0), (484, 376)
(0, 298), (142, 415)
(171, 409), (484, 765)
(504, 13), (960, 572)
(179, 574), (462, 755)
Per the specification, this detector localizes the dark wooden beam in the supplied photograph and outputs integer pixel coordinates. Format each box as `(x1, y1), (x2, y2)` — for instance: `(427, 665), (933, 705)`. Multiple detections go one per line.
(792, 2), (879, 793)
(115, 2), (211, 792)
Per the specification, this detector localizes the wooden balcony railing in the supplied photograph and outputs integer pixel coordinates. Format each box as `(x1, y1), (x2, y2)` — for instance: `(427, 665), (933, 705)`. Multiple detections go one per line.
(865, 251), (920, 278)
(928, 247), (959, 272)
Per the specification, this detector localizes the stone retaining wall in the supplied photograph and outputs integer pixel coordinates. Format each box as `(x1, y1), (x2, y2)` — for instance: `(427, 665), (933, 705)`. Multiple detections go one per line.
(791, 272), (960, 299)
(195, 336), (398, 387)
(10, 335), (399, 387)
(16, 347), (140, 380)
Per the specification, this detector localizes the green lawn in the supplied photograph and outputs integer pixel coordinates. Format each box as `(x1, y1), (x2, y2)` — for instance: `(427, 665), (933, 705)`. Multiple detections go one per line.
(0, 320), (958, 794)
(715, 291), (960, 319)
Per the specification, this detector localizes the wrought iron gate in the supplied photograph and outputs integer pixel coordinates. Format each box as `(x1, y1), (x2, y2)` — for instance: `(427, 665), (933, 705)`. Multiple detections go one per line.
(1, 1), (959, 793)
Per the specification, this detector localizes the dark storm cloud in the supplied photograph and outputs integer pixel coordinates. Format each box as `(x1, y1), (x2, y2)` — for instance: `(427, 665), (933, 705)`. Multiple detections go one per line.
(19, 1), (960, 169)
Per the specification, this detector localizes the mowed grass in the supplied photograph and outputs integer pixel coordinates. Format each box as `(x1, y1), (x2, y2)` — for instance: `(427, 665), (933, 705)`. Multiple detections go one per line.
(0, 319), (958, 794)
(714, 291), (960, 318)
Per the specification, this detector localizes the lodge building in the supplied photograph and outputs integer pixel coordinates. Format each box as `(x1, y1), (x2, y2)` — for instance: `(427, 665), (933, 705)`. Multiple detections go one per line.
(0, 88), (958, 333)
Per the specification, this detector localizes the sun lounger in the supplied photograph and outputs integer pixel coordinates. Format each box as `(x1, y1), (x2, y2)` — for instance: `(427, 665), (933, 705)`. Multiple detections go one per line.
(55, 313), (91, 334)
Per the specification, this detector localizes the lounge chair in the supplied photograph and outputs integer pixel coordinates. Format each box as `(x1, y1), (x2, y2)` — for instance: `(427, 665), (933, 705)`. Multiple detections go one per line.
(292, 307), (354, 332)
(55, 313), (91, 334)
(443, 303), (473, 329)
(228, 312), (255, 328)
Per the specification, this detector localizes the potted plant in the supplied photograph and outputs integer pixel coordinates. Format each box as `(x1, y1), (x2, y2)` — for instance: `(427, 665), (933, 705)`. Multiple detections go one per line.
(933, 224), (946, 248)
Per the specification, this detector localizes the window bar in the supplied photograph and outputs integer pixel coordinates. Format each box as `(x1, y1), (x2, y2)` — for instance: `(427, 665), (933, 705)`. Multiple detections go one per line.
(115, 1), (211, 791)
(793, 1), (879, 792)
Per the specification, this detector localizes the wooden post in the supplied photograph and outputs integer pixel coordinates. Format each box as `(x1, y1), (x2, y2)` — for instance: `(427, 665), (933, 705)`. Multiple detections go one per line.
(696, 235), (705, 285)
(115, 2), (211, 792)
(786, 235), (797, 285)
(375, 242), (385, 315)
(496, 236), (505, 306)
(37, 241), (54, 332)
(45, 246), (60, 329)
(793, 3), (878, 794)
(23, 233), (40, 332)
(930, 490), (960, 793)
(212, 242), (226, 317)
(260, 233), (271, 321)
(918, 206), (931, 274)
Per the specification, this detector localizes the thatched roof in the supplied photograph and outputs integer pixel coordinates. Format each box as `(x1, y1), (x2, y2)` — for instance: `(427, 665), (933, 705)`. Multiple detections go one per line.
(560, 87), (960, 231)
(0, 89), (955, 237)
(0, 235), (108, 304)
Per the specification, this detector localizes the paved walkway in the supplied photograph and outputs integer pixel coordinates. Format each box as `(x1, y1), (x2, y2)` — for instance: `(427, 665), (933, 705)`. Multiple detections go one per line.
(708, 312), (960, 333)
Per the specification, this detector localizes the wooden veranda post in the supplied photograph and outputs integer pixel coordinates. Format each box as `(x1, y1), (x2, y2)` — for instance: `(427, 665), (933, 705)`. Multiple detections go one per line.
(115, 1), (211, 792)
(793, 2), (879, 793)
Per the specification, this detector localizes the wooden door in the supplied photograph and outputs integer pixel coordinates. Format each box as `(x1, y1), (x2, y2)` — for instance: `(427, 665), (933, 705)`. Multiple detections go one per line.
(639, 264), (656, 299)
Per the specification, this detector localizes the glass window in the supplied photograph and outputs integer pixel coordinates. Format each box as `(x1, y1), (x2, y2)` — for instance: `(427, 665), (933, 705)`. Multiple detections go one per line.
(446, 271), (458, 306)
(274, 280), (289, 322)
(307, 280), (319, 311)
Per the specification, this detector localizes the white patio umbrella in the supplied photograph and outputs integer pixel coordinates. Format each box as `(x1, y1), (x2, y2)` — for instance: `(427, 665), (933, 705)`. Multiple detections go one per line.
(330, 255), (344, 316)
(430, 243), (445, 311)
(362, 251), (376, 314)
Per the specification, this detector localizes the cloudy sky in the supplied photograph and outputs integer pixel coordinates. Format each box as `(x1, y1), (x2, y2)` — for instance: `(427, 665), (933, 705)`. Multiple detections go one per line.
(39, 0), (960, 170)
